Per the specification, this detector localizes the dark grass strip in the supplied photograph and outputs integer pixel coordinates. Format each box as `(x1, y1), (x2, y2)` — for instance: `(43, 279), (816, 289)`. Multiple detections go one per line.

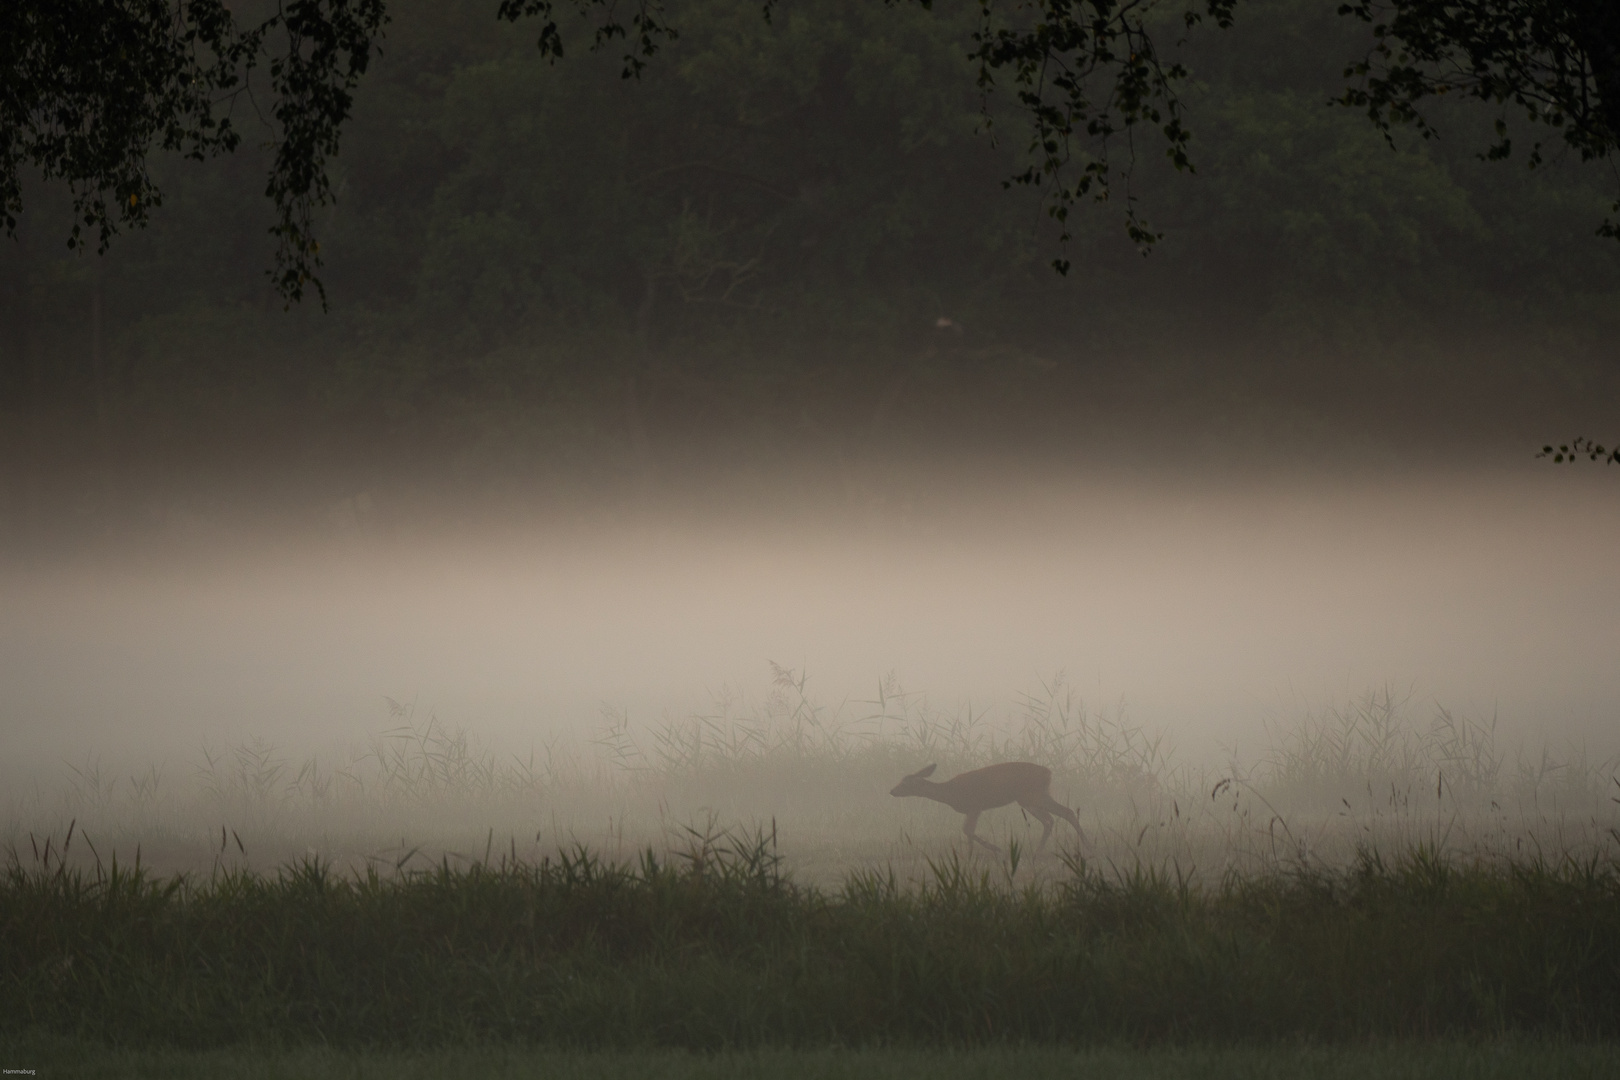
(4, 1038), (1620, 1080)
(3, 828), (1619, 1048)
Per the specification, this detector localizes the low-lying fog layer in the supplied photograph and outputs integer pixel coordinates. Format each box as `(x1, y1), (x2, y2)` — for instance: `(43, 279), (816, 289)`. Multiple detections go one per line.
(4, 463), (1619, 880)
(4, 466), (1618, 769)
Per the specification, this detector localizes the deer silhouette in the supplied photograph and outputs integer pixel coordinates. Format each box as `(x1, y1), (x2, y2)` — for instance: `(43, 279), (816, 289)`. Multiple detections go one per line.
(891, 761), (1081, 853)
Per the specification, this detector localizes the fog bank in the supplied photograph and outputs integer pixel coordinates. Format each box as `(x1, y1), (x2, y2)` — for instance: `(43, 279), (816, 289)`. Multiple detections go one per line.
(3, 464), (1615, 786)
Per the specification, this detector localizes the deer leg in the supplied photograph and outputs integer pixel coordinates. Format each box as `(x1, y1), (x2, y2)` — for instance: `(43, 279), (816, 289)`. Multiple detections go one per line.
(1020, 801), (1056, 850)
(1034, 793), (1084, 844)
(1060, 804), (1082, 841)
(1054, 801), (1083, 842)
(962, 811), (1000, 854)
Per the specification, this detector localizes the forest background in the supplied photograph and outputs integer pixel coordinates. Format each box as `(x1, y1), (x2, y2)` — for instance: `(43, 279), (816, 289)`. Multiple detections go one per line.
(2, 0), (1618, 536)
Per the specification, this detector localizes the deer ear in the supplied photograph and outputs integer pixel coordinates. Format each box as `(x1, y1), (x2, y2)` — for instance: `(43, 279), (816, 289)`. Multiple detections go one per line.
(917, 764), (937, 778)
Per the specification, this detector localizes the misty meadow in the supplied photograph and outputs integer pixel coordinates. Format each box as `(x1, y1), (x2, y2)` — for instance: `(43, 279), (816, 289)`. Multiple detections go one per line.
(3, 0), (1620, 1076)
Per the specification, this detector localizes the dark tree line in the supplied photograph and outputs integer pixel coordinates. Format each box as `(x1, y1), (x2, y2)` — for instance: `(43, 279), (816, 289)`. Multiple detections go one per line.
(1, 0), (1616, 496)
(6, 0), (1619, 302)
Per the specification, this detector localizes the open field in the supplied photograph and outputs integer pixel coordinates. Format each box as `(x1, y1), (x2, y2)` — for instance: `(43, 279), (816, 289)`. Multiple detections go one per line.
(6, 677), (1617, 1060)
(9, 0), (1620, 1070)
(6, 673), (1617, 885)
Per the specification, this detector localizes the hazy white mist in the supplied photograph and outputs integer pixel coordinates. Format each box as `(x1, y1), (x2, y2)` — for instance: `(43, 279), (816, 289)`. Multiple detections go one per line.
(5, 464), (1617, 780)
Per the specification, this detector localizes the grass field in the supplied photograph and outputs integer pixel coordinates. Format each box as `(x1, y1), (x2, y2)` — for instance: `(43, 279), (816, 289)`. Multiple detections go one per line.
(7, 675), (1616, 885)
(4, 677), (1617, 1067)
(4, 824), (1619, 1048)
(5, 1037), (1620, 1080)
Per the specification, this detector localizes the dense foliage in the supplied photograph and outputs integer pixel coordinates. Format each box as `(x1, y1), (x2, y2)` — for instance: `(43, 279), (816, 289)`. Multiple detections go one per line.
(1340, 1), (1620, 197)
(3, 0), (1618, 489)
(1, 0), (388, 304)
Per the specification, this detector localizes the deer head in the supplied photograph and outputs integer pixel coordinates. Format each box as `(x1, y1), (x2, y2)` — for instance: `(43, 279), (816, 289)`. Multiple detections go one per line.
(890, 763), (938, 797)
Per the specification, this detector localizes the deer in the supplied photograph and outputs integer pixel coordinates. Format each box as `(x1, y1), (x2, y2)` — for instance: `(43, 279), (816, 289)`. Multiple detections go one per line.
(890, 761), (1081, 854)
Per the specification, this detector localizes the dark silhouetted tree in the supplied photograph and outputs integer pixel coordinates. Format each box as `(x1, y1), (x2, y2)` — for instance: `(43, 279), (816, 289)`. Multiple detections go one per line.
(4, 0), (1618, 297)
